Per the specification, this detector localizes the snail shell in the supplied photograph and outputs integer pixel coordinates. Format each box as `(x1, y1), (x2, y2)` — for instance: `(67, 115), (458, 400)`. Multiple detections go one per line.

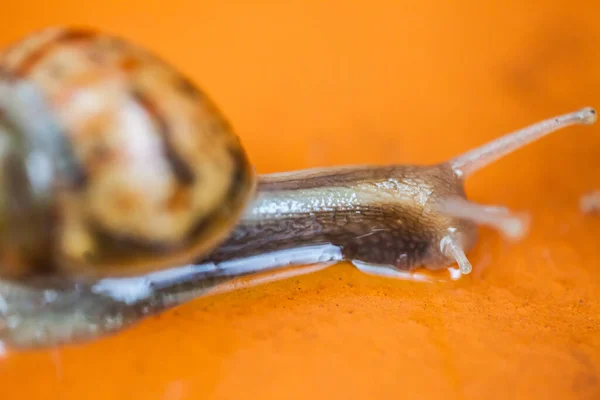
(0, 27), (256, 281)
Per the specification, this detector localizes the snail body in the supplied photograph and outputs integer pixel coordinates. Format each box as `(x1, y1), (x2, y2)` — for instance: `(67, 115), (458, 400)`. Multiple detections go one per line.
(0, 27), (596, 349)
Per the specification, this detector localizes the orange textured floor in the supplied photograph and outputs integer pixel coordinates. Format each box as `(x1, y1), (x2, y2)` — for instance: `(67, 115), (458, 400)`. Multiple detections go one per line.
(1, 1), (600, 399)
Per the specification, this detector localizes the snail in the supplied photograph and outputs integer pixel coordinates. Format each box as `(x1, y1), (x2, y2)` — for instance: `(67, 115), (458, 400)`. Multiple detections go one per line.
(0, 27), (596, 350)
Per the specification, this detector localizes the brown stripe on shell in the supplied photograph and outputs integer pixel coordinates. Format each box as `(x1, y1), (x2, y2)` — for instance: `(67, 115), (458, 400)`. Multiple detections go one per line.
(85, 219), (182, 260)
(130, 89), (196, 185)
(12, 28), (98, 77)
(186, 143), (254, 239)
(81, 141), (255, 269)
(176, 76), (202, 99)
(85, 147), (252, 253)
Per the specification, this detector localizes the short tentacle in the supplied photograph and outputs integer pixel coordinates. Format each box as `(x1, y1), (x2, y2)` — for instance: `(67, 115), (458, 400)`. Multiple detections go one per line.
(439, 235), (472, 275)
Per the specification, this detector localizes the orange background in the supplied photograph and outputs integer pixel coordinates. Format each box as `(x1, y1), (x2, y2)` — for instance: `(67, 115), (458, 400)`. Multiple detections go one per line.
(1, 1), (600, 399)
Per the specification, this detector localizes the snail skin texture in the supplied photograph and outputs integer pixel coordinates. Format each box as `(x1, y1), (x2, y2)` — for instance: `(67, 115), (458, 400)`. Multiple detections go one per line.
(0, 27), (597, 350)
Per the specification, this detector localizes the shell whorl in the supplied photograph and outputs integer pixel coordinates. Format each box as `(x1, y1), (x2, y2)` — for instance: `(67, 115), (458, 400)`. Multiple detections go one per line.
(0, 26), (256, 281)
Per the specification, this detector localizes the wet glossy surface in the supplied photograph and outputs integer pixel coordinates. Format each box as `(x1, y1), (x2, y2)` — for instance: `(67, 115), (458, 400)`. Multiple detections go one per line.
(2, 1), (600, 399)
